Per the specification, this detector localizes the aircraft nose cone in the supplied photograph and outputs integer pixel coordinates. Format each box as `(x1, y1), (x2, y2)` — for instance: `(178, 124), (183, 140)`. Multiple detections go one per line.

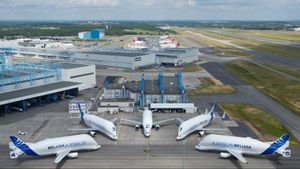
(145, 131), (151, 137)
(176, 135), (182, 140)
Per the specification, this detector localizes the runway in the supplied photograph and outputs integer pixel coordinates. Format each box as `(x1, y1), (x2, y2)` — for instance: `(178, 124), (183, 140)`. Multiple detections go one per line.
(198, 62), (300, 141)
(2, 144), (299, 169)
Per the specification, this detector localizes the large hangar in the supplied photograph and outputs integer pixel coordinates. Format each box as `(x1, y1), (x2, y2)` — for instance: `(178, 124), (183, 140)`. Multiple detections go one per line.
(0, 61), (96, 116)
(72, 51), (156, 70)
(156, 48), (199, 66)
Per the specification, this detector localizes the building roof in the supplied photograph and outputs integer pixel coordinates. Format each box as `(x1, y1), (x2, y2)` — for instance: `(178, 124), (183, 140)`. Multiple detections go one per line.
(59, 62), (89, 69)
(82, 51), (148, 57)
(150, 103), (195, 109)
(106, 76), (181, 95)
(0, 81), (80, 105)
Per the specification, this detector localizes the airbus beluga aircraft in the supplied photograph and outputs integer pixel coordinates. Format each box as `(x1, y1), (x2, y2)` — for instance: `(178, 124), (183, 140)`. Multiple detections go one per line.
(9, 134), (100, 165)
(195, 134), (291, 164)
(176, 103), (224, 140)
(121, 108), (174, 137)
(69, 103), (118, 140)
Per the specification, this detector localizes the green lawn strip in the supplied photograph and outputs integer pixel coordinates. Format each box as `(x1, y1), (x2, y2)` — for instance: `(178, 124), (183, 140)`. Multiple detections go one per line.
(225, 61), (300, 115)
(220, 103), (300, 146)
(182, 63), (202, 72)
(263, 63), (300, 79)
(187, 77), (236, 95)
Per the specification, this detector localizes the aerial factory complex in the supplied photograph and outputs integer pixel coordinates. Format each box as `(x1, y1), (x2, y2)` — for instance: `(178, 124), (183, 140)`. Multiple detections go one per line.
(0, 6), (300, 169)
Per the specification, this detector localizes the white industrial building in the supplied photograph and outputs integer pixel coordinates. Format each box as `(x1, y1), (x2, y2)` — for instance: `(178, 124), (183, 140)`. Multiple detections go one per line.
(60, 63), (96, 90)
(72, 51), (156, 70)
(156, 48), (199, 66)
(0, 61), (96, 115)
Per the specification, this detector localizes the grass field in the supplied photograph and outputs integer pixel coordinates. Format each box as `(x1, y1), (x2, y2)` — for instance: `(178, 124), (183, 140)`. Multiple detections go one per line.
(263, 63), (300, 79)
(180, 28), (300, 58)
(224, 29), (300, 43)
(225, 61), (300, 115)
(205, 28), (300, 59)
(220, 103), (300, 146)
(182, 63), (202, 72)
(187, 77), (236, 95)
(176, 29), (252, 57)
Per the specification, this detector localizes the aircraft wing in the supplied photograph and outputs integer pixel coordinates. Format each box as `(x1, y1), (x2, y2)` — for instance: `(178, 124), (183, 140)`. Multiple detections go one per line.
(54, 148), (71, 164)
(110, 117), (118, 123)
(195, 127), (226, 131)
(175, 118), (184, 124)
(68, 128), (97, 131)
(154, 118), (175, 126)
(120, 118), (141, 126)
(226, 149), (248, 164)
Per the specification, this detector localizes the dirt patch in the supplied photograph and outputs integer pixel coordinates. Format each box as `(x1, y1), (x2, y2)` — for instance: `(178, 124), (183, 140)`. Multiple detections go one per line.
(290, 100), (300, 110)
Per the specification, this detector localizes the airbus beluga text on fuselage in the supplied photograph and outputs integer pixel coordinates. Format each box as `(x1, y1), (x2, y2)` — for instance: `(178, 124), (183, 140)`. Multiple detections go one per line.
(9, 134), (100, 165)
(195, 134), (291, 164)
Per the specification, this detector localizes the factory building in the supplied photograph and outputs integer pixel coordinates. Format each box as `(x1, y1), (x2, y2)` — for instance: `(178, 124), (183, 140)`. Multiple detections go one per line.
(72, 51), (156, 70)
(72, 48), (198, 70)
(78, 29), (105, 40)
(0, 51), (96, 116)
(156, 48), (199, 66)
(103, 71), (186, 109)
(60, 63), (96, 90)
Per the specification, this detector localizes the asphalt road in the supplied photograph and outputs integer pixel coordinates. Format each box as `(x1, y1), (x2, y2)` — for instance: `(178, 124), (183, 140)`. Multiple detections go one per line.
(1, 144), (299, 169)
(196, 62), (300, 141)
(210, 30), (300, 49)
(250, 50), (300, 70)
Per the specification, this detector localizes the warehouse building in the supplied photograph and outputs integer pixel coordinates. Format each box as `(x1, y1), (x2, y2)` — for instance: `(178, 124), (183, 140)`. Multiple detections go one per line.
(60, 63), (96, 90)
(156, 48), (199, 66)
(71, 48), (198, 70)
(0, 60), (96, 116)
(78, 29), (105, 40)
(72, 50), (156, 70)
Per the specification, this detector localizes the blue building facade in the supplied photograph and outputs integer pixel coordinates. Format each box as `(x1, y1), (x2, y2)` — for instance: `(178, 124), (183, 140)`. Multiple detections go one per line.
(79, 29), (105, 40)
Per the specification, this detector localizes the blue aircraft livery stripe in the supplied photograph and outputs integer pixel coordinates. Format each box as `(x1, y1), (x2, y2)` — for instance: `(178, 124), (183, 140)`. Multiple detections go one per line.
(209, 103), (216, 123)
(261, 134), (289, 155)
(9, 136), (39, 156)
(77, 103), (85, 122)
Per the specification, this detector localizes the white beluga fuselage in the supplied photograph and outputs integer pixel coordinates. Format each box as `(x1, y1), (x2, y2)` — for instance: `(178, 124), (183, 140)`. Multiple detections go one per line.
(195, 134), (291, 164)
(9, 134), (100, 165)
(142, 109), (153, 137)
(83, 113), (118, 140)
(121, 109), (173, 137)
(70, 103), (118, 140)
(176, 104), (219, 140)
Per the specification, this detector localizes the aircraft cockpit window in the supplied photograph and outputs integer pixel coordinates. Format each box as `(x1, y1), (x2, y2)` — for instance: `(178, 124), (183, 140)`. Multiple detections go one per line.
(112, 127), (116, 131)
(146, 124), (150, 128)
(179, 127), (182, 132)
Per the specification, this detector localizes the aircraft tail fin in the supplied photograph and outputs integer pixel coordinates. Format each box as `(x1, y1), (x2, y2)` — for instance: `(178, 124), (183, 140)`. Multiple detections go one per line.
(209, 103), (217, 118)
(9, 136), (38, 157)
(261, 134), (291, 156)
(77, 103), (86, 122)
